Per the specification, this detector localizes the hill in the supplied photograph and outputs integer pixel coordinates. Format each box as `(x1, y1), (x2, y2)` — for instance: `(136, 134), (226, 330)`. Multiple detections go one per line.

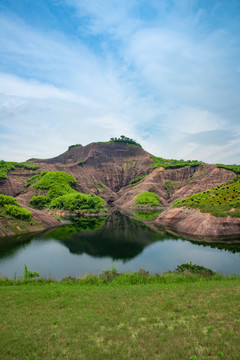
(0, 138), (239, 237)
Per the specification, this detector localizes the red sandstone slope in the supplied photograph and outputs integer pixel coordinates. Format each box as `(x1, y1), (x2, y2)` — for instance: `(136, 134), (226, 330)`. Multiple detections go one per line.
(155, 207), (240, 238)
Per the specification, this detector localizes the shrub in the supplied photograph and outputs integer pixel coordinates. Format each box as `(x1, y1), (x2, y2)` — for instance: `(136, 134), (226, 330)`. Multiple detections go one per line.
(0, 194), (19, 207)
(25, 171), (48, 188)
(49, 193), (105, 212)
(26, 158), (39, 162)
(99, 264), (119, 283)
(129, 175), (147, 185)
(23, 264), (39, 279)
(135, 191), (161, 206)
(110, 135), (142, 148)
(175, 262), (215, 276)
(29, 171), (78, 208)
(165, 180), (173, 194)
(33, 171), (77, 199)
(29, 196), (50, 209)
(29, 170), (106, 213)
(68, 144), (82, 150)
(4, 205), (32, 220)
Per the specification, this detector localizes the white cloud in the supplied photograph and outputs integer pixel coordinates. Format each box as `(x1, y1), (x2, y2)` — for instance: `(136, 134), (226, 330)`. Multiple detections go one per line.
(62, 0), (140, 37)
(0, 73), (77, 101)
(0, 1), (240, 164)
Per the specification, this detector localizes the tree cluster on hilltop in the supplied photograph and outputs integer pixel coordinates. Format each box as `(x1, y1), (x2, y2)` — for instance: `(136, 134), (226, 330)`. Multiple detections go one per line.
(110, 135), (142, 148)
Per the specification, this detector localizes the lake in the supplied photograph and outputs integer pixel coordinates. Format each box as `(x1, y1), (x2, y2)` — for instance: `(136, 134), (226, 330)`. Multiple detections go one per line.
(0, 211), (240, 280)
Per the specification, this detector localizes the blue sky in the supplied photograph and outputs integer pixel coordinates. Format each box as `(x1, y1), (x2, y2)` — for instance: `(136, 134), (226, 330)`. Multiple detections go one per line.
(0, 0), (240, 163)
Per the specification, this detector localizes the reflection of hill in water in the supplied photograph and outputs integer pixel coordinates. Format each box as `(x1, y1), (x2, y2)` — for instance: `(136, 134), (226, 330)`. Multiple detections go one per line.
(46, 212), (165, 260)
(1, 212), (240, 261)
(0, 232), (39, 259)
(188, 238), (240, 253)
(46, 211), (240, 259)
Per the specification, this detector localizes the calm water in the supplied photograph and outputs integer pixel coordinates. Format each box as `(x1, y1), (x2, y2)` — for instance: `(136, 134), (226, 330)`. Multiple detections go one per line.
(0, 211), (240, 280)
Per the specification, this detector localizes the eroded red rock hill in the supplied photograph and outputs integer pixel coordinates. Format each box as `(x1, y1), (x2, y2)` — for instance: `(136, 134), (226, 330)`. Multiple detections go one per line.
(0, 141), (239, 237)
(0, 142), (236, 208)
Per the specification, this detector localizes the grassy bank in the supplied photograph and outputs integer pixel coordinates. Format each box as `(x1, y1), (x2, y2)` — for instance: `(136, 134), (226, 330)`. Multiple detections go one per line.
(0, 274), (240, 360)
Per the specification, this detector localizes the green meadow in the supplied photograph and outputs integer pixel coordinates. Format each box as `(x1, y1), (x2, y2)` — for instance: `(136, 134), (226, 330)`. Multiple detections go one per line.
(1, 272), (240, 360)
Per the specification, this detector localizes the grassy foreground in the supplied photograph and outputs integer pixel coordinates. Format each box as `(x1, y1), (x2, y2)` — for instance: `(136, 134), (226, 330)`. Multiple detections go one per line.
(1, 275), (240, 360)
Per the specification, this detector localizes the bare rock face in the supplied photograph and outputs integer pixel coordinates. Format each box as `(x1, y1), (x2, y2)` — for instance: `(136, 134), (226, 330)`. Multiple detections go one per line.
(155, 207), (240, 237)
(0, 172), (26, 197)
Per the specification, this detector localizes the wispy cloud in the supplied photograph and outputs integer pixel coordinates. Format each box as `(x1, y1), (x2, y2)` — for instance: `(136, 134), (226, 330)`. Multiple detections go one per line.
(0, 1), (240, 163)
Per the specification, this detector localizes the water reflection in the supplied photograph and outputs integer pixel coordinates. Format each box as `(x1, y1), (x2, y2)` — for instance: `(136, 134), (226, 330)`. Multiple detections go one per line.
(0, 211), (240, 279)
(0, 232), (40, 259)
(135, 210), (162, 220)
(44, 212), (164, 260)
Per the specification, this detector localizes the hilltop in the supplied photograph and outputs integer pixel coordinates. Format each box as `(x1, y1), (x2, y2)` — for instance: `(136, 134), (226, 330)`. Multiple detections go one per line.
(0, 137), (239, 237)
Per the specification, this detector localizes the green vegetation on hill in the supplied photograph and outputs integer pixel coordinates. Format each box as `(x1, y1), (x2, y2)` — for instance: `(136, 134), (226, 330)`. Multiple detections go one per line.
(0, 160), (39, 180)
(29, 171), (77, 209)
(110, 135), (142, 148)
(50, 193), (106, 213)
(68, 144), (82, 150)
(0, 194), (19, 207)
(33, 171), (76, 197)
(4, 205), (32, 220)
(0, 271), (239, 360)
(0, 195), (34, 234)
(129, 174), (147, 185)
(0, 194), (32, 220)
(29, 171), (106, 213)
(165, 180), (174, 194)
(150, 155), (201, 169)
(25, 171), (48, 189)
(25, 158), (40, 163)
(216, 164), (240, 174)
(172, 177), (240, 217)
(15, 163), (39, 171)
(0, 161), (16, 179)
(135, 191), (161, 206)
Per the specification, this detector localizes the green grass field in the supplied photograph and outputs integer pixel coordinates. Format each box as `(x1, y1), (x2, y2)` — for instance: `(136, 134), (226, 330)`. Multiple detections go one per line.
(1, 276), (240, 360)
